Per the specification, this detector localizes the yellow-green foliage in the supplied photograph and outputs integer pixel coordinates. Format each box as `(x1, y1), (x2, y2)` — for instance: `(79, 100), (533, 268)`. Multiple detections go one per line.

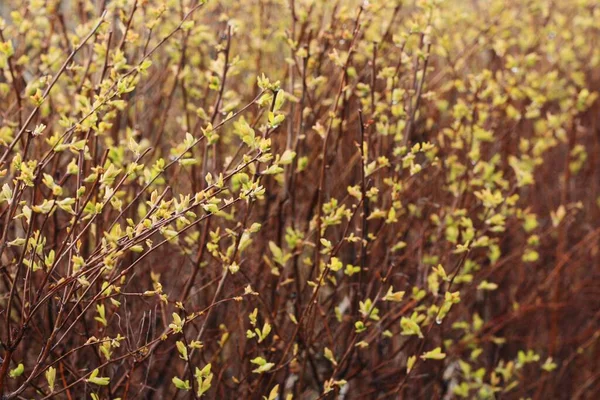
(0, 0), (598, 398)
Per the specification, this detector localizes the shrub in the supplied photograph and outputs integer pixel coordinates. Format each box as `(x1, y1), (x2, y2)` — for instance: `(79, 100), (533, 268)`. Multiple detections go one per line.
(0, 0), (599, 398)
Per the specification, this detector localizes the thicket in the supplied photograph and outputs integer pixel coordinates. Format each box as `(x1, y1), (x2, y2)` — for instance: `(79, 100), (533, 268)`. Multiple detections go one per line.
(0, 0), (599, 398)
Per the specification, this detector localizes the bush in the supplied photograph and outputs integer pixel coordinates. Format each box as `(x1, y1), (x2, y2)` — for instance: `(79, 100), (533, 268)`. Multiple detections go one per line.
(0, 0), (599, 398)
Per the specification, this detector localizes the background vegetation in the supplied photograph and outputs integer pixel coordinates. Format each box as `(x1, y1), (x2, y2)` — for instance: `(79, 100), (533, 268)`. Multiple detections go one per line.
(0, 0), (599, 398)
